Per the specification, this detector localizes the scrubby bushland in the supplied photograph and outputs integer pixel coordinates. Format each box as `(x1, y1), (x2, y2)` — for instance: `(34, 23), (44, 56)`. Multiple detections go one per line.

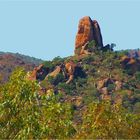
(0, 68), (140, 139)
(1, 40), (140, 139)
(0, 68), (75, 139)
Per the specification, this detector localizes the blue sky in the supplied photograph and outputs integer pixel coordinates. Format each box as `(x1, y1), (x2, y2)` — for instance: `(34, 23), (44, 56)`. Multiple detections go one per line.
(0, 0), (140, 60)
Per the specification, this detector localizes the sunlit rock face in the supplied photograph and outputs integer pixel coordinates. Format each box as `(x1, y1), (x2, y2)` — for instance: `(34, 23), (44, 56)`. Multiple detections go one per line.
(75, 16), (103, 55)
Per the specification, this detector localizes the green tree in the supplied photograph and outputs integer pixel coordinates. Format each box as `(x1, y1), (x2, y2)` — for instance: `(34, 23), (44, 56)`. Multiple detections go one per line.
(0, 68), (75, 139)
(43, 60), (54, 70)
(75, 102), (140, 139)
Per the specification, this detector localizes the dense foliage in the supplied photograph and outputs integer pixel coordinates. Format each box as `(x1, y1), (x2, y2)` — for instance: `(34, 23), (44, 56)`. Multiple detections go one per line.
(0, 68), (75, 139)
(75, 102), (140, 139)
(0, 67), (140, 139)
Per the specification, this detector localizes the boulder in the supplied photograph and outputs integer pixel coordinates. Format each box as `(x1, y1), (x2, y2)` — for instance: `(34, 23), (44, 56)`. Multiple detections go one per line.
(75, 16), (103, 55)
(97, 79), (105, 90)
(36, 65), (50, 81)
(100, 87), (108, 95)
(27, 64), (49, 81)
(120, 55), (140, 72)
(65, 61), (76, 84)
(27, 64), (44, 81)
(28, 67), (38, 81)
(97, 78), (114, 90)
(120, 55), (136, 66)
(115, 81), (122, 90)
(46, 66), (61, 78)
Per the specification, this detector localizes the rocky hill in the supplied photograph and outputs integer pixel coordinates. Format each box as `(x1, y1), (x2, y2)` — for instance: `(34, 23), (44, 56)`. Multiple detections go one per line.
(27, 16), (140, 115)
(1, 16), (140, 139)
(0, 52), (43, 83)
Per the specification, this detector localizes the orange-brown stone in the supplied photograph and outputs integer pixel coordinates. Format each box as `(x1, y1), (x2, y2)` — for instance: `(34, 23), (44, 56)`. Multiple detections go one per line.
(75, 16), (103, 55)
(65, 61), (76, 84)
(75, 16), (94, 50)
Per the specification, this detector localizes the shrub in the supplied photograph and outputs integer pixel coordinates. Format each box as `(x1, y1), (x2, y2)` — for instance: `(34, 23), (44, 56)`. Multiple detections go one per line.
(48, 73), (65, 85)
(52, 56), (65, 66)
(82, 55), (95, 63)
(87, 40), (96, 52)
(107, 83), (115, 91)
(135, 71), (140, 81)
(133, 102), (140, 113)
(0, 68), (75, 139)
(58, 82), (76, 95)
(75, 102), (140, 139)
(43, 61), (54, 70)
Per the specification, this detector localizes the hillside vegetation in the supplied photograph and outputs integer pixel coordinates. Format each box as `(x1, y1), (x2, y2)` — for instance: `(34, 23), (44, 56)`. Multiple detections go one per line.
(0, 16), (140, 139)
(1, 43), (140, 139)
(0, 52), (43, 83)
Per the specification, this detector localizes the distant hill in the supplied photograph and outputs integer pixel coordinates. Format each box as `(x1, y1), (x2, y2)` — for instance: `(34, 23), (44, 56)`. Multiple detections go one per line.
(0, 52), (43, 83)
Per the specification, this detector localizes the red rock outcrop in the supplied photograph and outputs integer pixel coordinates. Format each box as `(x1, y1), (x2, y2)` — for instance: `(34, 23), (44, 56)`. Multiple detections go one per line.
(28, 64), (49, 81)
(120, 55), (140, 73)
(27, 60), (78, 85)
(46, 66), (61, 78)
(65, 61), (76, 84)
(75, 16), (103, 55)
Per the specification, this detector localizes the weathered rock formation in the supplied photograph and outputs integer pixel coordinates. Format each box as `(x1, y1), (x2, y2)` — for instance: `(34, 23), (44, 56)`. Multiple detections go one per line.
(75, 16), (103, 55)
(46, 66), (61, 78)
(65, 61), (76, 84)
(96, 78), (124, 101)
(27, 64), (49, 81)
(120, 55), (140, 73)
(28, 61), (78, 85)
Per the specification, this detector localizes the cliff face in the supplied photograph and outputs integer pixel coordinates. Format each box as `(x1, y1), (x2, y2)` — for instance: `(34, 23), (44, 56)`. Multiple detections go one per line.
(75, 16), (103, 55)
